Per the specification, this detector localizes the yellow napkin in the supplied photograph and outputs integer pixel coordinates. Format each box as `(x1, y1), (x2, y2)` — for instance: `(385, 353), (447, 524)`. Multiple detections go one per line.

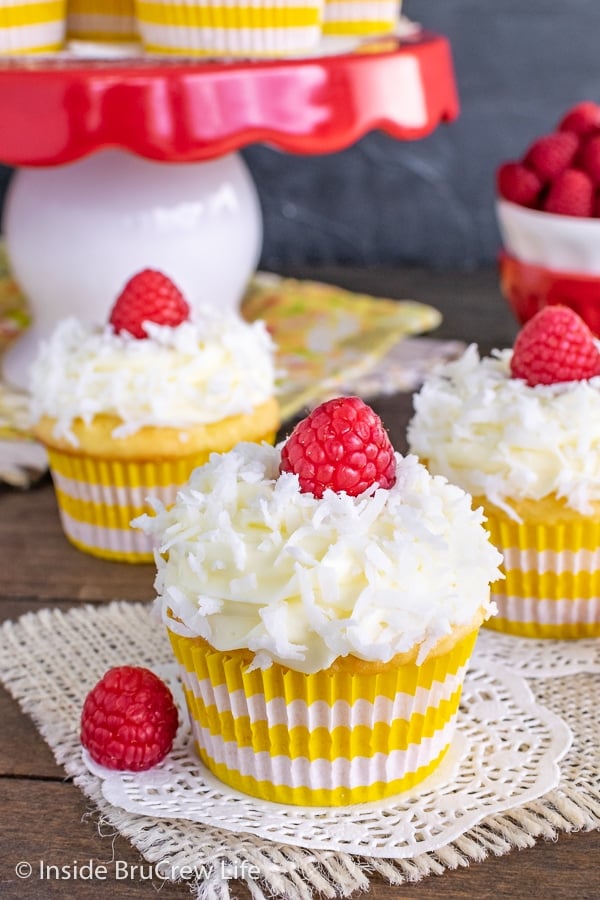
(242, 272), (440, 421)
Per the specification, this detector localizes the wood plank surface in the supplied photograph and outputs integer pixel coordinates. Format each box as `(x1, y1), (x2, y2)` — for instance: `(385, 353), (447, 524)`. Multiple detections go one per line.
(1, 267), (597, 900)
(1, 485), (155, 603)
(2, 777), (598, 900)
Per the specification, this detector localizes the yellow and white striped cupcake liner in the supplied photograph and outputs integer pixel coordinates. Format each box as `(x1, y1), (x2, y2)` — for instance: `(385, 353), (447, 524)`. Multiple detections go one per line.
(46, 446), (220, 563)
(67, 0), (137, 42)
(0, 0), (66, 53)
(134, 0), (323, 57)
(482, 503), (600, 639)
(322, 0), (397, 37)
(168, 627), (479, 806)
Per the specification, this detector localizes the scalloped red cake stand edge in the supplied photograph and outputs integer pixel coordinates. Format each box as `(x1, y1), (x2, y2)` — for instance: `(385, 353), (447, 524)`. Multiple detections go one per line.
(0, 32), (459, 166)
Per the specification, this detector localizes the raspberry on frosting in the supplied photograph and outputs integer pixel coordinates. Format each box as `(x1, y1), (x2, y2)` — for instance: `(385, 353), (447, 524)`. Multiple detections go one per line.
(109, 269), (191, 339)
(280, 396), (396, 498)
(510, 305), (600, 386)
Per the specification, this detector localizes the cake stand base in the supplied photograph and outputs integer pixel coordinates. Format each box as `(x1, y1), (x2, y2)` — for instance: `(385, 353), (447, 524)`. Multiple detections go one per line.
(2, 148), (262, 389)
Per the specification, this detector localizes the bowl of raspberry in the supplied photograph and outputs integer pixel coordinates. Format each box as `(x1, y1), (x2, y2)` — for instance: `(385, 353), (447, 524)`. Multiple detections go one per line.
(496, 100), (600, 334)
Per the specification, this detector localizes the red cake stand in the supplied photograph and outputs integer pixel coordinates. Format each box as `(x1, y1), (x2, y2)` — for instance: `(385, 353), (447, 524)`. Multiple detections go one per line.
(0, 31), (459, 387)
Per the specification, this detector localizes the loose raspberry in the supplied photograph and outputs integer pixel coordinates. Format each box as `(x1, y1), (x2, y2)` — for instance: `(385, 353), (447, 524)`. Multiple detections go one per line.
(496, 162), (542, 207)
(577, 134), (600, 184)
(109, 269), (190, 339)
(558, 101), (600, 138)
(81, 666), (178, 771)
(542, 168), (594, 217)
(523, 132), (579, 183)
(510, 306), (600, 386)
(280, 396), (396, 498)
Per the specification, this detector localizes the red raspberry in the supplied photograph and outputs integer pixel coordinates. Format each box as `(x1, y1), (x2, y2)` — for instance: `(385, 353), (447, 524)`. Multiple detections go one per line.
(558, 101), (600, 138)
(542, 168), (594, 217)
(280, 396), (396, 498)
(577, 134), (600, 184)
(510, 306), (600, 387)
(523, 132), (579, 183)
(81, 666), (178, 771)
(496, 162), (542, 207)
(109, 269), (190, 339)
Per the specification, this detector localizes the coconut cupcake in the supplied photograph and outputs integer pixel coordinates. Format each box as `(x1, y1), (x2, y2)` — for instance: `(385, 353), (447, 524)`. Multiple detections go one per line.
(30, 268), (279, 564)
(134, 0), (324, 58)
(0, 0), (66, 53)
(66, 0), (138, 43)
(408, 305), (600, 640)
(322, 0), (398, 39)
(137, 396), (501, 806)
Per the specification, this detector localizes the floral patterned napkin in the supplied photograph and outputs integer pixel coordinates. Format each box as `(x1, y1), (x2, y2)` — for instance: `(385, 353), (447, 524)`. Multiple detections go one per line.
(242, 272), (442, 422)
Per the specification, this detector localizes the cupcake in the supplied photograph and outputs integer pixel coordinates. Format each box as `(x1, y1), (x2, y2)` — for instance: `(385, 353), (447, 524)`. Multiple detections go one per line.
(0, 0), (66, 53)
(408, 305), (600, 640)
(29, 268), (279, 564)
(137, 396), (502, 806)
(134, 0), (323, 58)
(66, 0), (138, 43)
(496, 101), (600, 330)
(322, 0), (398, 39)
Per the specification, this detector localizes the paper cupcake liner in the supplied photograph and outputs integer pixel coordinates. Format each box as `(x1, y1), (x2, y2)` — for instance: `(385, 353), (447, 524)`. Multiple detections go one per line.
(483, 505), (600, 638)
(167, 627), (479, 806)
(135, 0), (323, 56)
(67, 0), (137, 40)
(322, 0), (397, 36)
(46, 446), (220, 563)
(0, 1), (66, 53)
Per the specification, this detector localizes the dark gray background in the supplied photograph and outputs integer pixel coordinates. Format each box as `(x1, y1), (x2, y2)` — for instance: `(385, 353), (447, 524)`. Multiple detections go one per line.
(1, 0), (598, 270)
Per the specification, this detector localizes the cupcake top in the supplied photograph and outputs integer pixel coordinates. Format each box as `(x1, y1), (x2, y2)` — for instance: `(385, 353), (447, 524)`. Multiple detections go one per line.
(29, 269), (277, 447)
(138, 398), (502, 674)
(408, 307), (600, 515)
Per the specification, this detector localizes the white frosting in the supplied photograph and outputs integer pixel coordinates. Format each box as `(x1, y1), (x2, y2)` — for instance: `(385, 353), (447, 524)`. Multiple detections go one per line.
(408, 343), (600, 515)
(29, 309), (276, 446)
(136, 442), (502, 674)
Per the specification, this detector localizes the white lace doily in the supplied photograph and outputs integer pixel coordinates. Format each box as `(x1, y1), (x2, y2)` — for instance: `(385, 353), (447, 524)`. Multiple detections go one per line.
(1, 602), (598, 900)
(82, 659), (571, 860)
(475, 629), (600, 678)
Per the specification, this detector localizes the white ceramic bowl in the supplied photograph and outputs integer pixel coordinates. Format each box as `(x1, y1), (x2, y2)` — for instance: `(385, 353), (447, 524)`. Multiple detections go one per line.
(496, 198), (600, 275)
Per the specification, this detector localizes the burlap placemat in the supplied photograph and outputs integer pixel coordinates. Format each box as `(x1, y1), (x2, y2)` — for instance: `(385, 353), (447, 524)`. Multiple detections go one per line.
(0, 601), (598, 899)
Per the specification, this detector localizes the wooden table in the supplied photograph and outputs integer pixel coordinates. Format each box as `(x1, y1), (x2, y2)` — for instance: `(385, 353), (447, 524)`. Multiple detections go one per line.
(1, 266), (598, 899)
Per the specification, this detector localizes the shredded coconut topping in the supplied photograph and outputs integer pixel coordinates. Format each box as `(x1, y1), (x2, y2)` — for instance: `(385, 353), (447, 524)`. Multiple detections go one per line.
(136, 443), (502, 673)
(408, 343), (600, 515)
(29, 310), (276, 445)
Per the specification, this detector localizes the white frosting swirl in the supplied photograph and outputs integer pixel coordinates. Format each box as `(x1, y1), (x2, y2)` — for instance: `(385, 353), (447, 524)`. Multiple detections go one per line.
(408, 343), (600, 515)
(29, 309), (276, 445)
(137, 442), (502, 674)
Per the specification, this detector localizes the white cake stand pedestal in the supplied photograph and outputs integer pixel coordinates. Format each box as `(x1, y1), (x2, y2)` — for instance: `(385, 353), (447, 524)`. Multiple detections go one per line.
(0, 33), (459, 389)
